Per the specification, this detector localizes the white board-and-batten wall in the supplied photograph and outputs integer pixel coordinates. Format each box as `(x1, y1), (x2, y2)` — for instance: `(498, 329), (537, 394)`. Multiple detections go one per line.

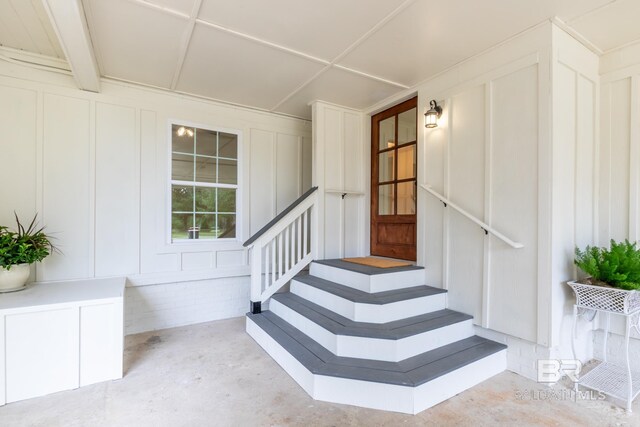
(362, 23), (598, 380)
(0, 59), (311, 334)
(591, 38), (640, 364)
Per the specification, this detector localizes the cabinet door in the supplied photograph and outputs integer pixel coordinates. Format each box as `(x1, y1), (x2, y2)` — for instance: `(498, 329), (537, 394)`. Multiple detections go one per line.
(80, 302), (123, 386)
(5, 308), (79, 403)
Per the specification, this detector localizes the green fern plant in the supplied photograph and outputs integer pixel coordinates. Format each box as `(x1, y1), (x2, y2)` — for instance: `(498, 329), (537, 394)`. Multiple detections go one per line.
(575, 240), (640, 290)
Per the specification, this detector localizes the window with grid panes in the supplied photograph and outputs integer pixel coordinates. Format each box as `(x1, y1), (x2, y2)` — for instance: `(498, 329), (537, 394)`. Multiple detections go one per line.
(170, 124), (238, 241)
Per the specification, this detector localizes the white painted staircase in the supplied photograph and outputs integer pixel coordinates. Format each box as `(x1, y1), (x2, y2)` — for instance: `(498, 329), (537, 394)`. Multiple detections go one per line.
(246, 259), (507, 414)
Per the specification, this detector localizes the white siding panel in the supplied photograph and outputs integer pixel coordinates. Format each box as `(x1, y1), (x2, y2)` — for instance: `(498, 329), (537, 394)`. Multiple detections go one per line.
(0, 85), (37, 225)
(488, 65), (539, 342)
(276, 133), (301, 213)
(249, 129), (275, 234)
(575, 76), (596, 249)
(343, 111), (363, 191)
(447, 85), (485, 321)
(609, 78), (631, 241)
(95, 103), (139, 276)
(302, 136), (312, 191)
(40, 94), (92, 281)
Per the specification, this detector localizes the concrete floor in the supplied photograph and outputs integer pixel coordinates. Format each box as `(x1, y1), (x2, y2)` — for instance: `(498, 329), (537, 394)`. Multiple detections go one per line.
(0, 317), (639, 427)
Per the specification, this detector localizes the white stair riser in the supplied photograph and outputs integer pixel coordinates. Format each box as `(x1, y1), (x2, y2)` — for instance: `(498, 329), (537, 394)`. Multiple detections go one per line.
(246, 318), (314, 395)
(270, 299), (475, 362)
(247, 316), (507, 414)
(309, 263), (425, 293)
(290, 280), (446, 323)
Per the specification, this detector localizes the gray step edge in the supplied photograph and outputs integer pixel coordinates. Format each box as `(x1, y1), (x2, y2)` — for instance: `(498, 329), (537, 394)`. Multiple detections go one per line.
(313, 259), (424, 276)
(271, 292), (472, 339)
(248, 311), (506, 387)
(293, 272), (446, 305)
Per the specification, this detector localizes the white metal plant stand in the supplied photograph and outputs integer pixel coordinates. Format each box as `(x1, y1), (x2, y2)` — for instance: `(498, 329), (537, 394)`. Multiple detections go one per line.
(568, 281), (640, 411)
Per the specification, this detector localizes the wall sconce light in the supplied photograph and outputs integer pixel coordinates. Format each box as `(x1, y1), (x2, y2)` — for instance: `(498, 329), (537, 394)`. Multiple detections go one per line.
(177, 126), (194, 137)
(424, 100), (442, 128)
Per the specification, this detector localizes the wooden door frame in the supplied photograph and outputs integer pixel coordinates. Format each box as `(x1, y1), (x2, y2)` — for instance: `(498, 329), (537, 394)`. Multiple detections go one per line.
(370, 96), (418, 260)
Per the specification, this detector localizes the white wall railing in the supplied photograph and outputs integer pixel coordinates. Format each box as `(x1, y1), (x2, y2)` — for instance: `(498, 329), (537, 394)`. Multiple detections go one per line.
(244, 187), (318, 313)
(420, 184), (524, 249)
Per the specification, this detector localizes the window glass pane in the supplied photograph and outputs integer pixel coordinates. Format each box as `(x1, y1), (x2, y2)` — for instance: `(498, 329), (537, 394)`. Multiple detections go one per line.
(217, 214), (236, 238)
(195, 187), (215, 212)
(171, 213), (193, 240)
(397, 108), (416, 145)
(195, 156), (216, 183)
(218, 132), (238, 159)
(397, 182), (416, 215)
(217, 188), (236, 213)
(172, 154), (193, 181)
(218, 159), (238, 185)
(397, 145), (416, 180)
(378, 184), (395, 215)
(378, 116), (395, 150)
(196, 129), (217, 157)
(172, 125), (194, 153)
(171, 123), (239, 241)
(195, 214), (216, 238)
(378, 151), (394, 183)
(171, 185), (194, 212)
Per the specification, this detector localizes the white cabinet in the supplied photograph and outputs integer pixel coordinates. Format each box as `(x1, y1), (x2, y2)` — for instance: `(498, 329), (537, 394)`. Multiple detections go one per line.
(0, 277), (124, 405)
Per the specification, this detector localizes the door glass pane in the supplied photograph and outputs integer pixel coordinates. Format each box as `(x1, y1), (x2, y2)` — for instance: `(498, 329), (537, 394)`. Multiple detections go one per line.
(378, 151), (395, 183)
(378, 116), (395, 150)
(397, 182), (416, 215)
(397, 145), (416, 180)
(378, 184), (395, 215)
(397, 108), (417, 145)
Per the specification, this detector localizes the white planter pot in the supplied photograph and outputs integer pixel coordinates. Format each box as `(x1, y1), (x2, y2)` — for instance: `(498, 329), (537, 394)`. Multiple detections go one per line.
(0, 264), (30, 293)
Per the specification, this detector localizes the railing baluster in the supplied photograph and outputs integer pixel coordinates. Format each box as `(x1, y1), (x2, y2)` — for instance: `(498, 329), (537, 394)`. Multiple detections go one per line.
(278, 233), (283, 279)
(297, 215), (302, 262)
(303, 210), (308, 255)
(290, 221), (296, 265)
(264, 243), (270, 290)
(271, 239), (276, 285)
(285, 226), (290, 272)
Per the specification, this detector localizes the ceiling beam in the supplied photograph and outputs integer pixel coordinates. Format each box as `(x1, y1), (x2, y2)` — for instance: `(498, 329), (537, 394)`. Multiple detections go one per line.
(41, 0), (100, 92)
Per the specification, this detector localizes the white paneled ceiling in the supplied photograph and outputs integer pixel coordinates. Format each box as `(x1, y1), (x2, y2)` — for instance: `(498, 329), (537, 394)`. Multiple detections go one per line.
(0, 0), (64, 58)
(176, 23), (326, 109)
(565, 0), (640, 52)
(2, 0), (640, 119)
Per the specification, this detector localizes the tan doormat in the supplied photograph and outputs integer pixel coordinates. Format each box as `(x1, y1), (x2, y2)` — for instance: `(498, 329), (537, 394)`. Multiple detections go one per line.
(342, 257), (412, 269)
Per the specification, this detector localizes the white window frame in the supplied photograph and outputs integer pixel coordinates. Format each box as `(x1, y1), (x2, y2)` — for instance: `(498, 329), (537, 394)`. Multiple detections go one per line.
(167, 120), (243, 245)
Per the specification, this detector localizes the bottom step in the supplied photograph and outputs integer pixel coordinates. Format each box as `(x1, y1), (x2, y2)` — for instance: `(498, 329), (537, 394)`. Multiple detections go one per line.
(247, 311), (507, 414)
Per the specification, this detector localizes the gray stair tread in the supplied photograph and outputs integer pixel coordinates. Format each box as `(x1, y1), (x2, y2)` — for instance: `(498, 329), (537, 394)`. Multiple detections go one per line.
(272, 292), (472, 339)
(313, 259), (424, 275)
(249, 311), (506, 387)
(293, 272), (445, 304)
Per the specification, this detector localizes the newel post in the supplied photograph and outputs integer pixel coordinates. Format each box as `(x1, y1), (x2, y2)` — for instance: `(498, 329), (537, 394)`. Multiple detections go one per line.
(249, 245), (262, 314)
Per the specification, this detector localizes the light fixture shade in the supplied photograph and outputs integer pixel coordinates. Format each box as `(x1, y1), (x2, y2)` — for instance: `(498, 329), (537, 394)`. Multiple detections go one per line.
(424, 100), (442, 128)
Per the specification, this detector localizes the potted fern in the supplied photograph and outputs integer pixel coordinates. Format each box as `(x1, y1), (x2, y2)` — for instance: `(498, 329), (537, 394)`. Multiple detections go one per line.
(0, 214), (56, 293)
(569, 240), (640, 314)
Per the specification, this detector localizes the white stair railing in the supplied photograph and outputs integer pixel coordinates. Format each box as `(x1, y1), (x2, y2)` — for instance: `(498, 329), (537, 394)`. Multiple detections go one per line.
(244, 187), (318, 313)
(420, 184), (524, 249)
